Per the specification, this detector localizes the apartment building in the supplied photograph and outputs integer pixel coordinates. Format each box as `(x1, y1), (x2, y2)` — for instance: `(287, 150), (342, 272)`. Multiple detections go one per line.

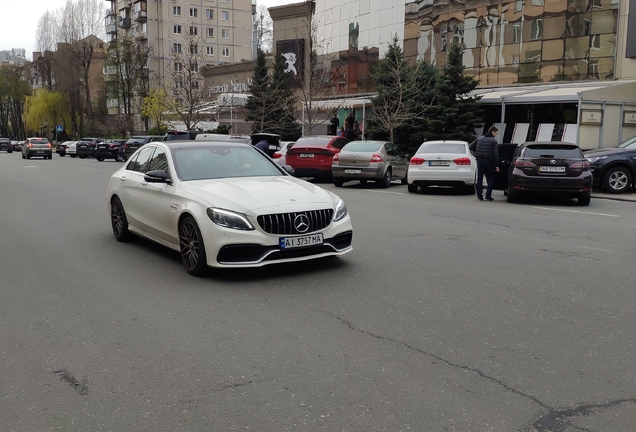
(0, 49), (27, 66)
(105, 0), (255, 85)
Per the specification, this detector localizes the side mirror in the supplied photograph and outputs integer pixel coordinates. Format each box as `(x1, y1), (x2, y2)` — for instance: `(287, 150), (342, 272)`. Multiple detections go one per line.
(282, 164), (295, 176)
(144, 169), (172, 184)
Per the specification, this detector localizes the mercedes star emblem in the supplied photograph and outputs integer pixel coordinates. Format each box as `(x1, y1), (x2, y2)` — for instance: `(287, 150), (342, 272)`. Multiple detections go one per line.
(294, 214), (310, 233)
(550, 159), (556, 165)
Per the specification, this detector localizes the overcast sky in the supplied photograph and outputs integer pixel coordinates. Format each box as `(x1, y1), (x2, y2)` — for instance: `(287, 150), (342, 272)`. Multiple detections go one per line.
(1, 0), (292, 60)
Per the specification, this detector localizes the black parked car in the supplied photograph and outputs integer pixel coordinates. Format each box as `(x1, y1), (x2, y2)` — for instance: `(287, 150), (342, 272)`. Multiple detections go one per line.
(76, 137), (104, 158)
(162, 131), (195, 141)
(504, 142), (592, 206)
(122, 135), (163, 159)
(584, 136), (636, 193)
(56, 141), (75, 157)
(0, 138), (12, 153)
(95, 139), (127, 161)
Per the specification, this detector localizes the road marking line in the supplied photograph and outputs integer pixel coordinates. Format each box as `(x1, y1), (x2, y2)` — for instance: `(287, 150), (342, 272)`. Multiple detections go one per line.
(532, 207), (620, 217)
(364, 189), (407, 195)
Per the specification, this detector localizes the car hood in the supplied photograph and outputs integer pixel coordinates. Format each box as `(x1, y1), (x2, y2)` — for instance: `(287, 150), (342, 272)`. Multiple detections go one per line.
(585, 147), (633, 157)
(178, 176), (336, 213)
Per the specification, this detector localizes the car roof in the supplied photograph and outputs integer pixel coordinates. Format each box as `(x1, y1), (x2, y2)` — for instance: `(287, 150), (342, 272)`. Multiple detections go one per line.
(162, 140), (250, 149)
(521, 141), (578, 147)
(420, 140), (469, 145)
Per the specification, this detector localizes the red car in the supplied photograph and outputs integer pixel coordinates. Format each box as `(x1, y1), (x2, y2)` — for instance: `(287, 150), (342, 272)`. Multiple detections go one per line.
(285, 135), (349, 179)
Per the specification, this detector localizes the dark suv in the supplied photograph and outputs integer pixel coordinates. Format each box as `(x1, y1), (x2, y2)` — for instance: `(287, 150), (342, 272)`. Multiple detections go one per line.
(0, 138), (12, 153)
(95, 139), (127, 161)
(505, 142), (592, 206)
(76, 138), (104, 158)
(584, 136), (636, 193)
(162, 131), (195, 141)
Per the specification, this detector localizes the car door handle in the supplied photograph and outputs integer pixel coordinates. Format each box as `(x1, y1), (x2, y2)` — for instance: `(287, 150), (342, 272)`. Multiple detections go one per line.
(120, 176), (126, 182)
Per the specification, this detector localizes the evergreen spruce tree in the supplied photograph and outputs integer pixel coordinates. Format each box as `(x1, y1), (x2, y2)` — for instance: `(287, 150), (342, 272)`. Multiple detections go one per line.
(245, 49), (272, 133)
(427, 43), (483, 141)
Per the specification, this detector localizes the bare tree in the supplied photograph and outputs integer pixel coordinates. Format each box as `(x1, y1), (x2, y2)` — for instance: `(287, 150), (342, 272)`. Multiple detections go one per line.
(34, 10), (59, 91)
(255, 5), (273, 54)
(164, 32), (209, 131)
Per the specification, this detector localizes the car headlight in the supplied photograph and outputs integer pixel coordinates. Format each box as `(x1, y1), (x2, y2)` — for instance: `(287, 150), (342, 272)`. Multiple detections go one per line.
(206, 208), (254, 230)
(334, 199), (348, 222)
(585, 156), (608, 163)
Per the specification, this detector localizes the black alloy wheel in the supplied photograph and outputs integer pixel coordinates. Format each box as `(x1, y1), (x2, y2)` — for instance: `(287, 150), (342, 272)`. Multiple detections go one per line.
(110, 196), (132, 242)
(179, 216), (208, 276)
(603, 167), (632, 193)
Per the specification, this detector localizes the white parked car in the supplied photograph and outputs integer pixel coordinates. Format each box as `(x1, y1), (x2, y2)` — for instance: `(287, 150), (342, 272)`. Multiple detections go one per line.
(107, 141), (354, 275)
(407, 140), (477, 194)
(66, 141), (78, 157)
(272, 141), (295, 166)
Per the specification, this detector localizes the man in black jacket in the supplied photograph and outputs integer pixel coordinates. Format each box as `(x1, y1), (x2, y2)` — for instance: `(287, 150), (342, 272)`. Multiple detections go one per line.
(469, 126), (499, 201)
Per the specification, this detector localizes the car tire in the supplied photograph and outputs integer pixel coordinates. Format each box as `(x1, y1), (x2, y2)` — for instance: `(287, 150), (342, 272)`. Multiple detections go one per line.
(401, 173), (408, 185)
(380, 169), (392, 188)
(464, 184), (476, 194)
(506, 188), (519, 203)
(179, 216), (208, 276)
(359, 179), (367, 185)
(578, 195), (591, 206)
(70, 155), (76, 158)
(603, 167), (632, 193)
(407, 183), (418, 193)
(110, 196), (132, 242)
(21, 153), (25, 159)
(26, 154), (31, 159)
(96, 157), (104, 162)
(333, 177), (344, 187)
(79, 156), (85, 159)
(7, 150), (12, 154)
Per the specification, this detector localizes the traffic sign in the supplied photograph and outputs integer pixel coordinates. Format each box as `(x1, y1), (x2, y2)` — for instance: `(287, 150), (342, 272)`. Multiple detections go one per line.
(56, 125), (63, 132)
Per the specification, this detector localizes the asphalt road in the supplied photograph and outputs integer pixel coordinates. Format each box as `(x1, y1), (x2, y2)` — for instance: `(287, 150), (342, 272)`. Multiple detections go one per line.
(1, 152), (635, 432)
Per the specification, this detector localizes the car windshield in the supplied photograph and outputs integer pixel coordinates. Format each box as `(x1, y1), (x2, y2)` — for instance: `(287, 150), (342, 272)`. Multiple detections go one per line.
(173, 145), (284, 181)
(616, 136), (636, 149)
(31, 138), (50, 144)
(417, 143), (466, 154)
(342, 142), (382, 152)
(524, 145), (581, 158)
(127, 137), (146, 144)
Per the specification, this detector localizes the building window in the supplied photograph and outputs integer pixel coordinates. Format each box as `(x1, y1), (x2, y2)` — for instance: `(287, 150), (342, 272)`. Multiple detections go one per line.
(190, 44), (198, 54)
(173, 6), (181, 15)
(173, 25), (182, 35)
(190, 26), (198, 36)
(221, 0), (229, 2)
(206, 28), (214, 37)
(590, 34), (601, 50)
(174, 62), (183, 71)
(206, 46), (214, 55)
(173, 43), (182, 53)
(206, 9), (214, 19)
(530, 19), (542, 40)
(531, 0), (544, 5)
(222, 29), (229, 39)
(190, 8), (198, 18)
(191, 63), (199, 73)
(222, 47), (230, 57)
(221, 11), (229, 21)
(513, 24), (520, 43)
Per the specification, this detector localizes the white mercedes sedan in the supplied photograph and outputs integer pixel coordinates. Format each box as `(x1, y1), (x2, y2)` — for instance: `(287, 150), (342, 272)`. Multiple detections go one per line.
(107, 141), (353, 275)
(407, 140), (477, 194)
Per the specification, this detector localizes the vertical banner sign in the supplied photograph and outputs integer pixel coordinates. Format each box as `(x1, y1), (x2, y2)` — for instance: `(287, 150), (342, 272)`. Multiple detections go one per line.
(276, 39), (305, 87)
(627, 0), (636, 58)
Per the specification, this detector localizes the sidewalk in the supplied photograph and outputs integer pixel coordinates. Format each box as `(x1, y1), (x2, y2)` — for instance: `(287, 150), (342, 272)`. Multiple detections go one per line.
(591, 188), (636, 203)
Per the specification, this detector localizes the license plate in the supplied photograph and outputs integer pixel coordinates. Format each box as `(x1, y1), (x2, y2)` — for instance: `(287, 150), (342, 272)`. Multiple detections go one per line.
(344, 169), (361, 174)
(299, 153), (314, 158)
(539, 166), (566, 173)
(280, 233), (323, 249)
(429, 161), (449, 166)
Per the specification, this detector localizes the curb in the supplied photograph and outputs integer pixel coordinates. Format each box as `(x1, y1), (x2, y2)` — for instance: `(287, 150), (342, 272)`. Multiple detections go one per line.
(591, 195), (636, 203)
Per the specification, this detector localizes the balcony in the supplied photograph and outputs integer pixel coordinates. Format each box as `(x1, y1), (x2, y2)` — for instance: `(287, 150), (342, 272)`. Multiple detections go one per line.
(106, 22), (117, 34)
(105, 8), (116, 18)
(135, 10), (147, 21)
(120, 17), (131, 28)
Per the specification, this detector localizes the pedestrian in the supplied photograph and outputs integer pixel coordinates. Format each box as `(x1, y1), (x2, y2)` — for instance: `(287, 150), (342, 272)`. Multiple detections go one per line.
(469, 126), (500, 201)
(330, 113), (340, 132)
(337, 127), (345, 137)
(353, 120), (361, 140)
(255, 138), (269, 154)
(345, 125), (355, 141)
(345, 113), (354, 130)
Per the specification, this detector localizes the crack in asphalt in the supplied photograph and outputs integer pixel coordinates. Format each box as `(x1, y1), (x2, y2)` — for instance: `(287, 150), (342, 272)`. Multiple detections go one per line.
(319, 311), (636, 432)
(538, 249), (602, 262)
(533, 398), (636, 432)
(216, 380), (254, 392)
(318, 310), (551, 410)
(52, 369), (88, 395)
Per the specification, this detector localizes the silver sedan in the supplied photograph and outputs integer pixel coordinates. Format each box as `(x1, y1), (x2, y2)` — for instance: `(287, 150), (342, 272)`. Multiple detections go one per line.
(331, 141), (409, 188)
